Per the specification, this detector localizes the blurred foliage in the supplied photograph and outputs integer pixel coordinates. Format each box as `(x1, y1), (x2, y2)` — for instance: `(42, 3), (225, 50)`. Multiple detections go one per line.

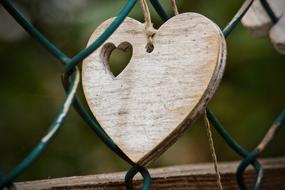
(0, 0), (284, 182)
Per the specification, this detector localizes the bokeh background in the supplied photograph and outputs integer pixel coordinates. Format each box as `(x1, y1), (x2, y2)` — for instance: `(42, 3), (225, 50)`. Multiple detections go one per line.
(0, 0), (285, 182)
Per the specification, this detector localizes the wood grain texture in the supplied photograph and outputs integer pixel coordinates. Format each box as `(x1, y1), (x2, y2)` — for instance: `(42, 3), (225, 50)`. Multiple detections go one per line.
(82, 13), (226, 165)
(16, 157), (285, 190)
(242, 0), (285, 54)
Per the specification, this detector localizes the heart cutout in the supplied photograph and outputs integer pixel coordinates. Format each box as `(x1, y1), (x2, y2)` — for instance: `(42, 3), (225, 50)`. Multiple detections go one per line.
(83, 13), (226, 165)
(101, 42), (133, 77)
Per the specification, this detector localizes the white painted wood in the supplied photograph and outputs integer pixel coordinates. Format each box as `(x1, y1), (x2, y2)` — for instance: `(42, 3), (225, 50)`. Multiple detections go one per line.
(82, 13), (226, 165)
(242, 0), (285, 54)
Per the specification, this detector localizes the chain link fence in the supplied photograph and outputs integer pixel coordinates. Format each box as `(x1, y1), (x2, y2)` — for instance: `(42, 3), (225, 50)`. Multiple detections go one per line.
(0, 0), (284, 189)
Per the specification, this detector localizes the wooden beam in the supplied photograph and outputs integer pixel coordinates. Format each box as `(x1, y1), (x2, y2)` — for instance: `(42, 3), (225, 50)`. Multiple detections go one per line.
(16, 157), (285, 190)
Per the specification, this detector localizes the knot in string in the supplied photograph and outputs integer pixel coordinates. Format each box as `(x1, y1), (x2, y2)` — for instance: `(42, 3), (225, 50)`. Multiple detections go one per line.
(140, 0), (156, 52)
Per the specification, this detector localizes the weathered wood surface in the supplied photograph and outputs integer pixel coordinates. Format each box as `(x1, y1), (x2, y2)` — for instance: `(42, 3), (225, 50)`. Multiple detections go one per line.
(242, 0), (285, 54)
(82, 13), (226, 165)
(16, 157), (285, 190)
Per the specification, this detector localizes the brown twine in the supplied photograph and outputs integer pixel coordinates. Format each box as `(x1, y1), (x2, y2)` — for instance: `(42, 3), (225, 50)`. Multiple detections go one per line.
(204, 111), (223, 190)
(140, 0), (156, 52)
(170, 0), (179, 15)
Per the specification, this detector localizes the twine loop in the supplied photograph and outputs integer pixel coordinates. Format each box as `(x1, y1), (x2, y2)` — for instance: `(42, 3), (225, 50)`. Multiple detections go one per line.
(140, 0), (156, 52)
(170, 0), (179, 15)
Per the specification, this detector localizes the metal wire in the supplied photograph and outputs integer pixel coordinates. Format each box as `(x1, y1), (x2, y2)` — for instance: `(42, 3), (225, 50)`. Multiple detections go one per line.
(61, 76), (134, 166)
(206, 109), (263, 190)
(236, 109), (285, 190)
(1, 0), (137, 70)
(0, 173), (15, 190)
(260, 0), (279, 24)
(222, 0), (254, 37)
(149, 1), (284, 190)
(0, 68), (80, 189)
(149, 0), (169, 21)
(125, 165), (152, 190)
(64, 0), (138, 73)
(0, 0), (283, 190)
(1, 0), (70, 64)
(0, 0), (137, 188)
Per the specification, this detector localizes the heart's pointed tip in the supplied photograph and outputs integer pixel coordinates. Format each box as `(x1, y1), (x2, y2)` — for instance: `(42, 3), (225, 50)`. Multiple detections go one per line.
(125, 152), (152, 166)
(120, 140), (168, 166)
(117, 142), (157, 166)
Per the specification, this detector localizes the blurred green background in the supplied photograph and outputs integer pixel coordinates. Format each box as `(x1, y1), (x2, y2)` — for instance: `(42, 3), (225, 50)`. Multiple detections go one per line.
(0, 0), (284, 182)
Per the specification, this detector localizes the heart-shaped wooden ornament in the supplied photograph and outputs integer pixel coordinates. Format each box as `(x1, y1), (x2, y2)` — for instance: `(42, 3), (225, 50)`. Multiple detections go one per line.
(82, 13), (226, 165)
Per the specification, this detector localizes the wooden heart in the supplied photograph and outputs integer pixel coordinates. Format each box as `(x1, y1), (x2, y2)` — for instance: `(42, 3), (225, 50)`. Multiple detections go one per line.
(82, 13), (226, 165)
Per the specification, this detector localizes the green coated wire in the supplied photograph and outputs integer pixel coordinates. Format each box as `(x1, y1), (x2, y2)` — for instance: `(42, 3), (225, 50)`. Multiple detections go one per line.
(0, 0), (261, 190)
(222, 0), (254, 38)
(1, 0), (70, 65)
(236, 109), (285, 190)
(0, 0), (139, 188)
(150, 0), (169, 21)
(148, 1), (267, 189)
(149, 0), (255, 38)
(206, 109), (263, 190)
(1, 0), (138, 187)
(0, 0), (158, 188)
(260, 0), (279, 24)
(1, 0), (283, 190)
(236, 149), (262, 190)
(221, 0), (283, 188)
(0, 69), (80, 189)
(1, 0), (137, 71)
(0, 173), (15, 190)
(73, 97), (134, 165)
(125, 165), (152, 190)
(0, 0), (138, 188)
(65, 0), (138, 73)
(61, 77), (134, 166)
(0, 0), (257, 189)
(221, 0), (284, 189)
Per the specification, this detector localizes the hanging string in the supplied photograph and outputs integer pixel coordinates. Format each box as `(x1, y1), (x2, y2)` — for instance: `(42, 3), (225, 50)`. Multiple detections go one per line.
(170, 0), (179, 15)
(204, 111), (223, 190)
(140, 0), (156, 52)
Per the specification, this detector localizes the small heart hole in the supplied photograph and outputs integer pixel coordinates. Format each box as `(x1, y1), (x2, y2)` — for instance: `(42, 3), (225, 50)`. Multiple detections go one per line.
(101, 42), (133, 77)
